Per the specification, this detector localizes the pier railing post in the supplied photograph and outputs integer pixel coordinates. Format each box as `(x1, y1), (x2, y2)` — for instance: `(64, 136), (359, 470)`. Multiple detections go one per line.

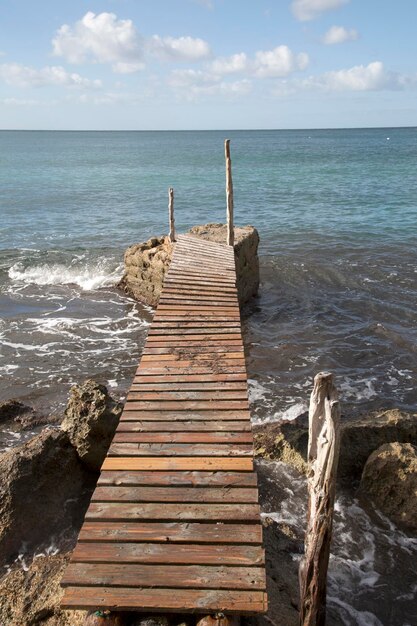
(224, 139), (234, 246)
(299, 372), (341, 626)
(168, 187), (176, 242)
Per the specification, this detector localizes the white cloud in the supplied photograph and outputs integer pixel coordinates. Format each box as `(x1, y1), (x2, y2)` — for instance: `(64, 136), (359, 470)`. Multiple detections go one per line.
(52, 11), (210, 73)
(254, 46), (309, 77)
(208, 46), (308, 78)
(323, 25), (359, 44)
(52, 11), (143, 73)
(303, 61), (406, 91)
(148, 35), (211, 61)
(209, 52), (248, 75)
(169, 68), (251, 99)
(0, 63), (101, 89)
(292, 0), (349, 22)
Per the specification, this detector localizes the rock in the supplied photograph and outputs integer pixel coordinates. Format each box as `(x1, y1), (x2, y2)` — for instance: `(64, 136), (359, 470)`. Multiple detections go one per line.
(0, 428), (93, 569)
(118, 224), (260, 309)
(0, 399), (51, 430)
(359, 442), (417, 530)
(254, 408), (417, 486)
(84, 611), (129, 625)
(130, 617), (170, 626)
(0, 552), (87, 626)
(61, 379), (123, 472)
(118, 235), (173, 307)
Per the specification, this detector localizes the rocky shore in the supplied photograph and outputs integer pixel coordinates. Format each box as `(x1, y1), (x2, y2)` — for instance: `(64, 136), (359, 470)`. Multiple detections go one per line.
(1, 379), (416, 625)
(1, 226), (416, 624)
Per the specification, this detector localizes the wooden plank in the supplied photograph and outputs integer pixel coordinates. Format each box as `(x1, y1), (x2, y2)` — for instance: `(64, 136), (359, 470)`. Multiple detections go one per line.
(119, 410), (251, 421)
(62, 563), (266, 590)
(91, 486), (258, 503)
(133, 373), (247, 383)
(130, 381), (247, 390)
(107, 443), (252, 457)
(142, 339), (243, 356)
(113, 432), (252, 443)
(123, 400), (249, 411)
(149, 327), (242, 334)
(78, 521), (261, 544)
(71, 542), (264, 565)
(101, 457), (253, 471)
(146, 335), (243, 343)
(140, 355), (245, 363)
(97, 471), (258, 487)
(61, 587), (267, 613)
(136, 367), (247, 376)
(126, 391), (248, 401)
(116, 421), (251, 432)
(85, 502), (260, 522)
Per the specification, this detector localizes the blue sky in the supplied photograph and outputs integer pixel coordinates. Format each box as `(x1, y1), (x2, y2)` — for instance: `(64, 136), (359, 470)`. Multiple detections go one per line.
(1, 0), (417, 129)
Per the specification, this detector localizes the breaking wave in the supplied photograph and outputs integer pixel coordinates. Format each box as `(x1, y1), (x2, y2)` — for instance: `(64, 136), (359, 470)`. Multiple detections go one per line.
(8, 259), (123, 291)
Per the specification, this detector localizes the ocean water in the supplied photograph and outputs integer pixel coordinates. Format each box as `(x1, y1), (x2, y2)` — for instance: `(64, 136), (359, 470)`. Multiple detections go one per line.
(0, 129), (416, 623)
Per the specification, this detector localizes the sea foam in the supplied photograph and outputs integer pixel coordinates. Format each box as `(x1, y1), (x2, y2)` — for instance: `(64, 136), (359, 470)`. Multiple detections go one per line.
(8, 260), (123, 291)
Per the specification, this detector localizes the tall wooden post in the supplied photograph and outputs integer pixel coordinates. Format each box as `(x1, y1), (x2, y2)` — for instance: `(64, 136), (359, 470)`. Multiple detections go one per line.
(299, 372), (341, 626)
(168, 187), (175, 242)
(224, 139), (234, 246)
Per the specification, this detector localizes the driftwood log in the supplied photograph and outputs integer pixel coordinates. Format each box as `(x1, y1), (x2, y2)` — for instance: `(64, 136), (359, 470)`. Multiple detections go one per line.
(224, 139), (234, 246)
(168, 187), (175, 242)
(299, 372), (341, 626)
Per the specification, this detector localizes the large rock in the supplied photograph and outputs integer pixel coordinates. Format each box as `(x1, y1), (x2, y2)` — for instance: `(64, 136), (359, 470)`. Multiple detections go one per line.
(0, 428), (92, 568)
(0, 399), (51, 430)
(0, 553), (87, 626)
(118, 224), (260, 308)
(61, 379), (122, 472)
(254, 408), (417, 485)
(359, 442), (417, 530)
(118, 235), (173, 307)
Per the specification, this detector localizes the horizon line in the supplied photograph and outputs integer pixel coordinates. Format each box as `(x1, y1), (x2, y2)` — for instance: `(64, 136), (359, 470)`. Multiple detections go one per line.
(0, 125), (416, 132)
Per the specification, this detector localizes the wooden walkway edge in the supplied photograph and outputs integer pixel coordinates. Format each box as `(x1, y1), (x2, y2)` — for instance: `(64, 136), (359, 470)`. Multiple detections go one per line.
(61, 234), (267, 615)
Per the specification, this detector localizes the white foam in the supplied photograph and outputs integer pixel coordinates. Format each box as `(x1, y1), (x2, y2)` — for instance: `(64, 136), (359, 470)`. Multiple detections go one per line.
(8, 259), (123, 291)
(339, 377), (377, 401)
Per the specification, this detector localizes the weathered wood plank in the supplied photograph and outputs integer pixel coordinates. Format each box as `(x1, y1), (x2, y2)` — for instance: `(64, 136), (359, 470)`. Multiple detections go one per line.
(61, 586), (267, 613)
(113, 432), (253, 443)
(97, 471), (258, 487)
(101, 457), (254, 471)
(107, 442), (252, 457)
(71, 541), (264, 565)
(116, 420), (251, 432)
(119, 410), (251, 421)
(122, 400), (249, 412)
(62, 563), (265, 590)
(126, 390), (248, 401)
(130, 381), (247, 390)
(91, 486), (258, 503)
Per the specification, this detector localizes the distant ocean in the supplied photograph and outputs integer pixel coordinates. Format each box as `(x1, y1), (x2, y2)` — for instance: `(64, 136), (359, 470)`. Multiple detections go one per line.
(1, 128), (417, 625)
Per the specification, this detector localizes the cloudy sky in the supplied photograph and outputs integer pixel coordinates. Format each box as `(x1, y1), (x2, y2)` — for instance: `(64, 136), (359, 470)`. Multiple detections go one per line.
(1, 0), (416, 129)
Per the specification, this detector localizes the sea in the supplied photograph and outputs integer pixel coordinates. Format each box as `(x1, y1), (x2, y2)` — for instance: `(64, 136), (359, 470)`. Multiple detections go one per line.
(0, 128), (416, 624)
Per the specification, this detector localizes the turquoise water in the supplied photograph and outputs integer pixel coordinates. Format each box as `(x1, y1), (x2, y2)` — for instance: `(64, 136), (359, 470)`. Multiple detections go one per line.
(0, 129), (416, 624)
(1, 128), (415, 416)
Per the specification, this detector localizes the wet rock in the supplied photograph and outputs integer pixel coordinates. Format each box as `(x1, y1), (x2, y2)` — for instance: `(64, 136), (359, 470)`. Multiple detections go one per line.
(359, 442), (417, 530)
(254, 409), (417, 486)
(130, 617), (170, 626)
(0, 552), (87, 626)
(118, 235), (173, 307)
(61, 379), (123, 472)
(0, 399), (51, 430)
(118, 224), (260, 309)
(0, 428), (93, 568)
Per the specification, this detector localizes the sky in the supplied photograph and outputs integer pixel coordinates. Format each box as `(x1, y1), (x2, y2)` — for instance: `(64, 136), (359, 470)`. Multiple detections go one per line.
(1, 0), (417, 130)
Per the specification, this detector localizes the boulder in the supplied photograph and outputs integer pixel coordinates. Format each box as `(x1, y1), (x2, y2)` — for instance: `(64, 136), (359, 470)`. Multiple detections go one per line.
(0, 399), (51, 430)
(0, 428), (92, 568)
(359, 442), (417, 530)
(61, 379), (123, 472)
(0, 552), (87, 626)
(118, 235), (173, 307)
(118, 224), (260, 308)
(254, 408), (417, 486)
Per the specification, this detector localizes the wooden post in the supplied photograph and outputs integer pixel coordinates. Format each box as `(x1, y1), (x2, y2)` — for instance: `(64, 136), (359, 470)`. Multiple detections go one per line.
(168, 187), (175, 242)
(299, 372), (341, 626)
(224, 139), (234, 246)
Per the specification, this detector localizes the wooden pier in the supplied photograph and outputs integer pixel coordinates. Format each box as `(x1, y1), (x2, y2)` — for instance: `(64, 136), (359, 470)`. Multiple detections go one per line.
(61, 234), (267, 615)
